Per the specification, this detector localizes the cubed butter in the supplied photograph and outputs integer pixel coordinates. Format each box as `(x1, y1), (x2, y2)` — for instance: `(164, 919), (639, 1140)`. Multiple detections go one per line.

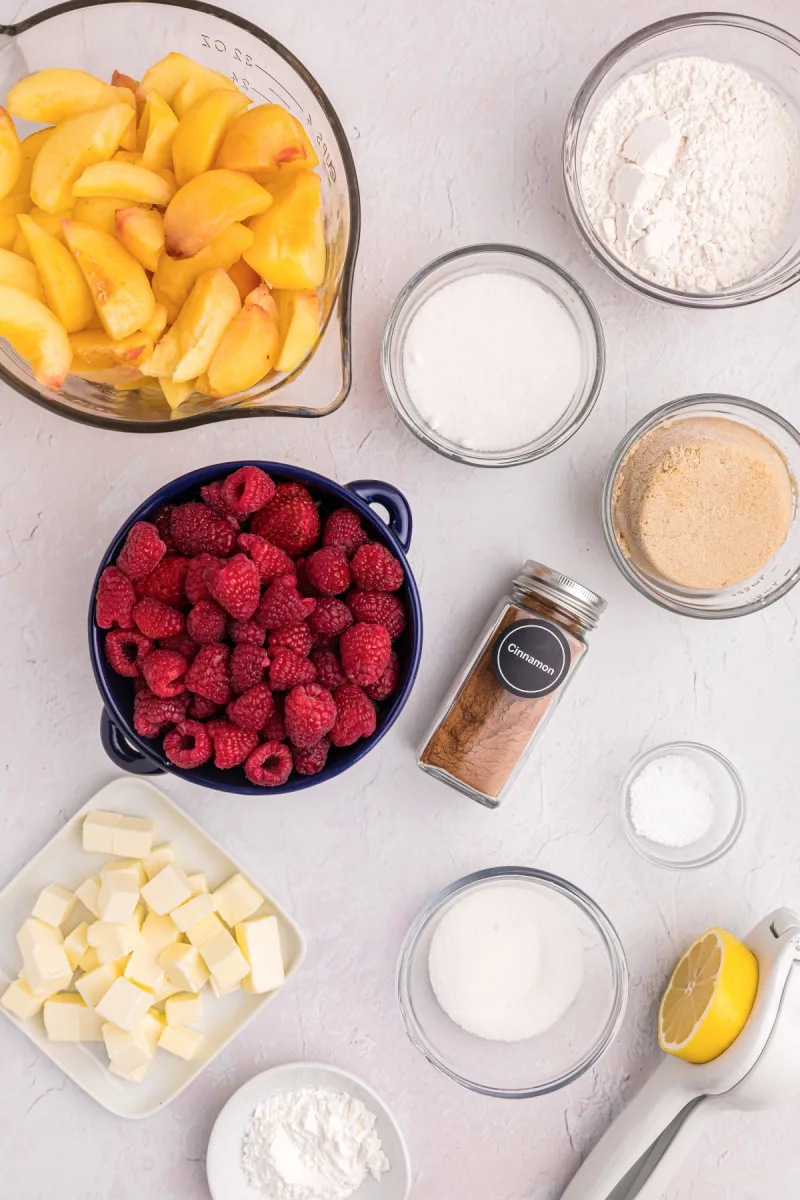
(43, 993), (102, 1041)
(32, 884), (77, 928)
(75, 960), (123, 1008)
(110, 815), (155, 859)
(98, 871), (140, 924)
(187, 911), (225, 947)
(187, 872), (209, 894)
(235, 915), (285, 994)
(2, 977), (44, 1019)
(101, 858), (147, 888)
(87, 918), (139, 963)
(102, 1010), (163, 1072)
(153, 978), (181, 1003)
(165, 991), (203, 1026)
(17, 917), (62, 958)
(159, 943), (209, 993)
(125, 947), (165, 992)
(63, 922), (90, 970)
(95, 977), (153, 1032)
(143, 843), (175, 880)
(212, 873), (263, 927)
(199, 929), (250, 989)
(78, 946), (100, 973)
(25, 943), (73, 996)
(83, 811), (121, 853)
(141, 912), (181, 955)
(170, 892), (214, 934)
(141, 864), (194, 915)
(158, 1023), (203, 1060)
(209, 975), (242, 998)
(110, 1059), (150, 1083)
(75, 876), (102, 918)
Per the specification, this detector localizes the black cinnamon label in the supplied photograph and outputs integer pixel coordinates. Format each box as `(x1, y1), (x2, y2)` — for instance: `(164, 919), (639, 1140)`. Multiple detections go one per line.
(491, 619), (571, 699)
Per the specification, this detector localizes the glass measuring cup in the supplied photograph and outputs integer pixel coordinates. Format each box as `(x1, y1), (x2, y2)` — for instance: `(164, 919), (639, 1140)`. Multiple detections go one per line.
(0, 0), (360, 431)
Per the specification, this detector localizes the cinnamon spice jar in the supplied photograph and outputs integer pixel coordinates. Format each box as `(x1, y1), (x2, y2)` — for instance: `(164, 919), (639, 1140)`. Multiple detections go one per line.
(419, 562), (606, 807)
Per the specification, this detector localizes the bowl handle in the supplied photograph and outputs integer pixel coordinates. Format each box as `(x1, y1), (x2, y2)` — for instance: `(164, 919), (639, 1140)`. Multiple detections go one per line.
(100, 710), (164, 776)
(346, 480), (412, 552)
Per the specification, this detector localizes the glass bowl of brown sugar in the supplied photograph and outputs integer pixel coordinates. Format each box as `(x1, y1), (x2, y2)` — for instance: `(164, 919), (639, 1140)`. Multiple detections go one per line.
(602, 394), (800, 618)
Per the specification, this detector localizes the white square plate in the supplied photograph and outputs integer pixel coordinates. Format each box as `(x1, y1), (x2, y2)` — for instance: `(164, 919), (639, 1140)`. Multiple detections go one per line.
(0, 777), (306, 1119)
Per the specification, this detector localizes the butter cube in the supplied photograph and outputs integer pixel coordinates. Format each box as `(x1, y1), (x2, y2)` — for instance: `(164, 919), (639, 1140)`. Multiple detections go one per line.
(199, 929), (250, 989)
(87, 919), (139, 964)
(95, 977), (153, 1032)
(101, 858), (147, 889)
(17, 917), (62, 958)
(2, 977), (44, 1019)
(110, 815), (155, 859)
(79, 1006), (105, 1041)
(165, 992), (203, 1026)
(212, 873), (263, 927)
(63, 922), (90, 970)
(143, 843), (175, 880)
(187, 911), (225, 947)
(78, 946), (100, 973)
(141, 912), (180, 955)
(209, 975), (242, 998)
(158, 1023), (202, 1060)
(141, 864), (194, 915)
(83, 811), (121, 853)
(75, 876), (102, 918)
(153, 978), (181, 1003)
(102, 1010), (163, 1073)
(32, 884), (77, 928)
(98, 871), (140, 925)
(187, 872), (209, 894)
(110, 1060), (150, 1083)
(125, 947), (165, 992)
(75, 960), (123, 1008)
(43, 994), (102, 1041)
(236, 915), (285, 994)
(25, 943), (73, 996)
(159, 944), (209, 994)
(132, 903), (146, 930)
(170, 892), (214, 933)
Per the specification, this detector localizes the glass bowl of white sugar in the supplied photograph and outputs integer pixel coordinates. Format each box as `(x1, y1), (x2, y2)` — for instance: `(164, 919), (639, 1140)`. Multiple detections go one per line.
(564, 14), (800, 308)
(381, 245), (605, 466)
(396, 867), (627, 1098)
(619, 742), (746, 869)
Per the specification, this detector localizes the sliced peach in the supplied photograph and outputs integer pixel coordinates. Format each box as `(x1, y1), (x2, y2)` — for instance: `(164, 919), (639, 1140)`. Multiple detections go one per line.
(71, 358), (147, 387)
(31, 103), (133, 214)
(228, 256), (260, 302)
(273, 288), (320, 373)
(158, 375), (196, 410)
(164, 169), (272, 259)
(172, 74), (241, 120)
(158, 168), (178, 192)
(205, 294), (280, 396)
(115, 206), (164, 272)
(0, 283), (71, 388)
(217, 104), (318, 177)
(7, 69), (134, 124)
(145, 267), (239, 382)
(137, 92), (179, 172)
(173, 89), (250, 186)
(0, 248), (44, 300)
(138, 53), (236, 106)
(62, 219), (155, 340)
(111, 71), (140, 94)
(73, 196), (132, 237)
(69, 328), (152, 366)
(243, 171), (324, 289)
(73, 162), (175, 206)
(142, 302), (168, 342)
(20, 128), (55, 163)
(113, 149), (142, 165)
(15, 207), (74, 254)
(0, 108), (22, 202)
(17, 214), (94, 333)
(152, 221), (253, 321)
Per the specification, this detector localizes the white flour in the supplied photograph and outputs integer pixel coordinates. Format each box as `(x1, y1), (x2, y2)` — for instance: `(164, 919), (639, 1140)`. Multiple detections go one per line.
(241, 1087), (390, 1200)
(580, 56), (800, 291)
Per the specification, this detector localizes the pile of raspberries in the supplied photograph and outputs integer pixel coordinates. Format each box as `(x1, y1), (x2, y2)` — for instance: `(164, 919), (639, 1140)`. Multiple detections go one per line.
(95, 466), (407, 787)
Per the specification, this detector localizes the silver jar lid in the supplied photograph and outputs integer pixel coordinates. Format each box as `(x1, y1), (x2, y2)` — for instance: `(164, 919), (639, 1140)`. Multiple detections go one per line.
(513, 561), (607, 630)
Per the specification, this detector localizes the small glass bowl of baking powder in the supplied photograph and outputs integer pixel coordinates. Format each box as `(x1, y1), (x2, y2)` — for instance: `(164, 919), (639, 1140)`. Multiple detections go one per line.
(563, 13), (800, 308)
(380, 245), (605, 467)
(620, 742), (746, 870)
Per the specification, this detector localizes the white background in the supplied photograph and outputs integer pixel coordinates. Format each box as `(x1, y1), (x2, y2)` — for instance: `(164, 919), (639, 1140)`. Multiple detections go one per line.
(1, 0), (800, 1196)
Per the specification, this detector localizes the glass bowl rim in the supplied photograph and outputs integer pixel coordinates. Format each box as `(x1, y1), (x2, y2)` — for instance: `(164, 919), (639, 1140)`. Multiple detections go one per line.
(380, 243), (606, 468)
(601, 393), (800, 619)
(0, 0), (362, 431)
(562, 11), (800, 310)
(618, 740), (747, 870)
(395, 865), (628, 1098)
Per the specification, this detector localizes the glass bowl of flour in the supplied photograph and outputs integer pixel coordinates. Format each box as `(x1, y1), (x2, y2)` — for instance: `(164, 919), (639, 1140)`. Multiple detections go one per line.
(564, 14), (800, 307)
(380, 245), (604, 466)
(396, 867), (627, 1098)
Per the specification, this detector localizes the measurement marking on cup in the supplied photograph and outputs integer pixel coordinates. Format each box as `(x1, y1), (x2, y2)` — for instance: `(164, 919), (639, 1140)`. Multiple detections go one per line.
(255, 64), (301, 110)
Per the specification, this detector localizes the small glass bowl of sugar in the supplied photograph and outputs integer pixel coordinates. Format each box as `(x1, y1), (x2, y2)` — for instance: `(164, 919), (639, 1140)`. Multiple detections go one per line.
(619, 742), (746, 869)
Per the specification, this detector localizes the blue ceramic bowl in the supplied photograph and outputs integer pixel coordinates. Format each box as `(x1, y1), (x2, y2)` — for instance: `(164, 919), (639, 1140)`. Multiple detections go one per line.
(89, 462), (423, 794)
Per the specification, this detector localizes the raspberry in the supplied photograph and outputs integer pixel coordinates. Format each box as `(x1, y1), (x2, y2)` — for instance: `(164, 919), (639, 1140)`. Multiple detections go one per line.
(237, 533), (295, 583)
(257, 574), (316, 629)
(183, 643), (231, 705)
(152, 503), (176, 551)
(262, 695), (286, 742)
(292, 736), (331, 776)
(105, 628), (154, 677)
(132, 598), (185, 639)
(307, 597), (352, 640)
(309, 647), (347, 692)
(221, 466), (276, 517)
(294, 557), (316, 597)
(116, 521), (166, 580)
(227, 681), (275, 731)
(163, 720), (212, 768)
(205, 718), (230, 741)
(329, 684), (377, 746)
(188, 693), (221, 719)
(267, 623), (313, 657)
(140, 648), (188, 698)
(95, 566), (135, 629)
(350, 543), (404, 592)
(185, 554), (225, 604)
(133, 688), (188, 738)
(210, 722), (260, 769)
(186, 599), (227, 644)
(339, 623), (391, 686)
(170, 502), (236, 556)
(200, 480), (239, 525)
(228, 617), (266, 645)
(323, 508), (369, 557)
(306, 547), (350, 595)
(159, 633), (200, 661)
(244, 741), (293, 787)
(345, 590), (407, 639)
(364, 650), (400, 701)
(250, 482), (320, 556)
(136, 555), (189, 609)
(284, 682), (337, 748)
(231, 643), (270, 693)
(269, 648), (316, 691)
(205, 553), (260, 620)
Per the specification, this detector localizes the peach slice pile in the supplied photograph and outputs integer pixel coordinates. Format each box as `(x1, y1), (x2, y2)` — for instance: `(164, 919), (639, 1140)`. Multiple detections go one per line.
(0, 53), (325, 406)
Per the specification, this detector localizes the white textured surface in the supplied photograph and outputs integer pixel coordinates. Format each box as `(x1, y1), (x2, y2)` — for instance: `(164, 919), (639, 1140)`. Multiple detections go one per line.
(1, 0), (800, 1196)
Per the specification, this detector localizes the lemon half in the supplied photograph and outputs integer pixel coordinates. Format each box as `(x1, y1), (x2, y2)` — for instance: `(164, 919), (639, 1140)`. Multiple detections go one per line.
(658, 927), (758, 1064)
